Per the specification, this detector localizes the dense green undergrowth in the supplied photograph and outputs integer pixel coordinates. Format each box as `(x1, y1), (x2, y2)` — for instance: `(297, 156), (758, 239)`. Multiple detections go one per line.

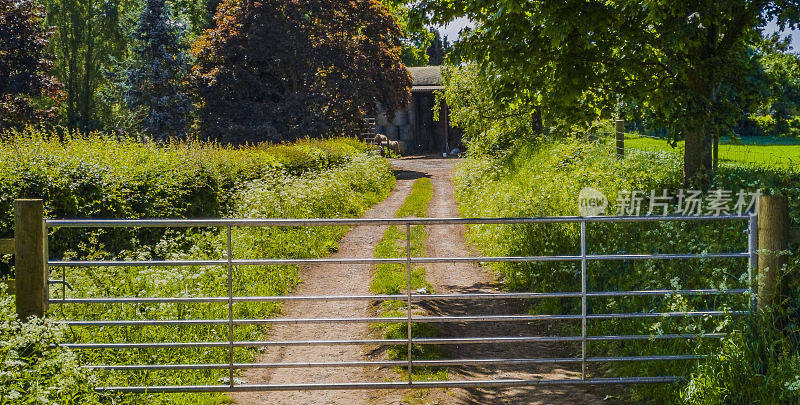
(0, 130), (394, 404)
(0, 284), (100, 404)
(370, 177), (445, 382)
(454, 138), (800, 403)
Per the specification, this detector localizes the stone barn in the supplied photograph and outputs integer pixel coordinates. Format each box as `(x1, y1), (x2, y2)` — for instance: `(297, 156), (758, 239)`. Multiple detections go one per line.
(374, 66), (463, 155)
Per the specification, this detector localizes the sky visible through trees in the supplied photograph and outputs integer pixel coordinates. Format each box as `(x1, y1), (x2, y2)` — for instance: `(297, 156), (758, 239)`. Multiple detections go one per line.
(444, 18), (800, 52)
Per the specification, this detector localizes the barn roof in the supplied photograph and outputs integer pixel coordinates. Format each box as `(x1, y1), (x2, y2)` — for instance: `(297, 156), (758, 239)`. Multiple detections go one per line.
(408, 66), (443, 91)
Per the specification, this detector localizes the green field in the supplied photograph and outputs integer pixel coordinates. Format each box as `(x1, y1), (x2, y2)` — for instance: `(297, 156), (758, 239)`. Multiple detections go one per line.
(625, 134), (800, 169)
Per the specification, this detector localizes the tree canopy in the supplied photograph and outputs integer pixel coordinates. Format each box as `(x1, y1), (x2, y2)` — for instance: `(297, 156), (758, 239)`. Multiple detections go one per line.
(192, 0), (411, 144)
(426, 29), (451, 65)
(414, 0), (800, 185)
(381, 0), (434, 66)
(0, 0), (60, 129)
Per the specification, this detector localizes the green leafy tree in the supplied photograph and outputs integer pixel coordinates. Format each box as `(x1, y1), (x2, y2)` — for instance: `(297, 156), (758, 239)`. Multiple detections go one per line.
(192, 0), (411, 144)
(169, 0), (214, 36)
(440, 64), (541, 154)
(415, 0), (800, 186)
(0, 0), (60, 129)
(125, 0), (192, 140)
(756, 37), (800, 129)
(382, 0), (433, 66)
(44, 0), (131, 130)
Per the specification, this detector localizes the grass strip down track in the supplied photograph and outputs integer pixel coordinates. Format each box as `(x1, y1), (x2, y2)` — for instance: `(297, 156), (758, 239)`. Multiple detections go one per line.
(369, 177), (448, 382)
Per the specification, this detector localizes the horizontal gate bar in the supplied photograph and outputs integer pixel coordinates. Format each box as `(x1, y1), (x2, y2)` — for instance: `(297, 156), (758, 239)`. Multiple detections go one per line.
(85, 361), (409, 370)
(586, 355), (704, 362)
(589, 253), (748, 260)
(48, 252), (748, 268)
(94, 377), (679, 393)
(55, 311), (745, 326)
(587, 333), (727, 341)
(61, 333), (727, 349)
(47, 214), (748, 228)
(586, 310), (748, 319)
(48, 289), (749, 304)
(61, 339), (406, 349)
(85, 355), (705, 371)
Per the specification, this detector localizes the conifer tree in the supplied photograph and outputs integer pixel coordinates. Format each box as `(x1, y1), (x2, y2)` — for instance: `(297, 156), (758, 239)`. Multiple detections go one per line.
(125, 0), (192, 140)
(427, 30), (446, 65)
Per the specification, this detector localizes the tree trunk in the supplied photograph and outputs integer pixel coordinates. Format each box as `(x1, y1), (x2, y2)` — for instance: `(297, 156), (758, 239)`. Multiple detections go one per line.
(712, 136), (719, 170)
(683, 129), (713, 188)
(80, 0), (95, 130)
(531, 109), (543, 132)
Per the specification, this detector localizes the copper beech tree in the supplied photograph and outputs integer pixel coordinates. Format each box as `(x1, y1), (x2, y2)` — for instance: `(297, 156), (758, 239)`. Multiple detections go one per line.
(192, 0), (412, 143)
(0, 0), (60, 129)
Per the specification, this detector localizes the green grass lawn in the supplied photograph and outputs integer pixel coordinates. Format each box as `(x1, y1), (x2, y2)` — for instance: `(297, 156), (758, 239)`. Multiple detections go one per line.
(625, 134), (800, 169)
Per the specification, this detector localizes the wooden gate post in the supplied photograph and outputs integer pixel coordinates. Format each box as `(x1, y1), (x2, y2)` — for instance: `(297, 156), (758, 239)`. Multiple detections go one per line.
(757, 195), (790, 310)
(615, 119), (625, 158)
(14, 199), (47, 319)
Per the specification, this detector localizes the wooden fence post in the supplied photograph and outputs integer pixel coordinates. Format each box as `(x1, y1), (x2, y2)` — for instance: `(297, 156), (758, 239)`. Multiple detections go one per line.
(615, 119), (625, 158)
(757, 195), (790, 310)
(14, 199), (47, 319)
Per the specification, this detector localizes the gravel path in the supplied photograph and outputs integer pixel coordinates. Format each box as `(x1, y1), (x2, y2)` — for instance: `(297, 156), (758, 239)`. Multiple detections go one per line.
(231, 170), (418, 405)
(396, 157), (613, 404)
(233, 156), (620, 404)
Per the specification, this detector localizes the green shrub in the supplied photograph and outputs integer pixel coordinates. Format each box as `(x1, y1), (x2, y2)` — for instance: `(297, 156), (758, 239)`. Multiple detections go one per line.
(682, 273), (800, 405)
(752, 115), (778, 137)
(785, 116), (800, 138)
(0, 285), (99, 404)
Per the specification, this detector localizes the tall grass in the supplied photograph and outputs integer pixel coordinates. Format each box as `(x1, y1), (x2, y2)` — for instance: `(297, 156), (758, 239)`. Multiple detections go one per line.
(371, 178), (433, 295)
(0, 284), (100, 404)
(681, 291), (800, 404)
(454, 138), (800, 402)
(51, 154), (394, 404)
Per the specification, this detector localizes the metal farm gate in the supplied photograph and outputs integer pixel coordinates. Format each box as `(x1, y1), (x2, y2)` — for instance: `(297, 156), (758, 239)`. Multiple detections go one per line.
(44, 214), (756, 393)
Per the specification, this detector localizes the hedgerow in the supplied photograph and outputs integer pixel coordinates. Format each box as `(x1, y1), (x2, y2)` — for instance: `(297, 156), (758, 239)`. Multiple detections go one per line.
(0, 126), (371, 277)
(454, 137), (800, 403)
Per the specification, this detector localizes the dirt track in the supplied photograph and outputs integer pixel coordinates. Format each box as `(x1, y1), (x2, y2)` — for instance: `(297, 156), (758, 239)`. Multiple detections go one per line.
(233, 157), (618, 404)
